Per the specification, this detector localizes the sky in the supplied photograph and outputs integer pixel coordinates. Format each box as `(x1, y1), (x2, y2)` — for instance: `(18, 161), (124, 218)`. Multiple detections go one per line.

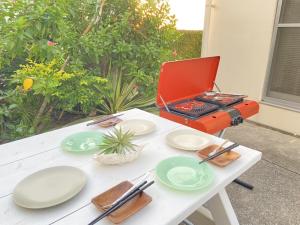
(167, 0), (206, 30)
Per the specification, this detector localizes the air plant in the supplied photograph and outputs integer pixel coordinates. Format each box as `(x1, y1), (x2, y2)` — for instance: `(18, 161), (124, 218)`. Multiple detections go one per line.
(99, 128), (137, 155)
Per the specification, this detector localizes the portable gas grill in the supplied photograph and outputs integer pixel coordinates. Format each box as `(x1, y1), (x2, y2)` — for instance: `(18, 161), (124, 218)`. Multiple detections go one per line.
(156, 57), (259, 192)
(156, 56), (259, 134)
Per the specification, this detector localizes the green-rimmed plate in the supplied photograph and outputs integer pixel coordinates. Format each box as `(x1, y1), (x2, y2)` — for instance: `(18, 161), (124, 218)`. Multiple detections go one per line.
(61, 131), (103, 153)
(155, 156), (214, 191)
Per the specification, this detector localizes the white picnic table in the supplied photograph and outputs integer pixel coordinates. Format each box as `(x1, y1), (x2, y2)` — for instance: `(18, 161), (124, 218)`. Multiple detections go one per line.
(0, 108), (261, 225)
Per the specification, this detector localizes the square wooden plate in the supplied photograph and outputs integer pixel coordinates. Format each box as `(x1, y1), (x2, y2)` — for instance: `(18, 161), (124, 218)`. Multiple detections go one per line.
(98, 118), (122, 128)
(91, 181), (152, 224)
(197, 144), (240, 167)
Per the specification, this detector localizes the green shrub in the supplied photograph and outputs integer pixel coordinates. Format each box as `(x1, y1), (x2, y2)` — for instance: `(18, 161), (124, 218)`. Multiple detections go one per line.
(0, 0), (178, 95)
(9, 60), (107, 136)
(0, 0), (178, 142)
(97, 69), (155, 114)
(173, 30), (202, 59)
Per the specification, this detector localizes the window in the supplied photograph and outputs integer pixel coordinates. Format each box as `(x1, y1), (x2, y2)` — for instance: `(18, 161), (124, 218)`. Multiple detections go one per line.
(264, 0), (300, 110)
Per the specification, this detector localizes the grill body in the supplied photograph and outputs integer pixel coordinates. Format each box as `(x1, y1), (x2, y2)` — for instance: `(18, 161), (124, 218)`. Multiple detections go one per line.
(156, 57), (259, 134)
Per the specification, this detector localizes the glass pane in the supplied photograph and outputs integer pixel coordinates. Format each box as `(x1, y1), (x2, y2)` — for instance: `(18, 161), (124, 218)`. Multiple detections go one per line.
(280, 0), (300, 23)
(267, 28), (300, 103)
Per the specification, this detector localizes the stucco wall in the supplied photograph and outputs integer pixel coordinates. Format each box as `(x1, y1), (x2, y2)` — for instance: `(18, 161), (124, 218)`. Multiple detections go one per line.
(202, 0), (300, 135)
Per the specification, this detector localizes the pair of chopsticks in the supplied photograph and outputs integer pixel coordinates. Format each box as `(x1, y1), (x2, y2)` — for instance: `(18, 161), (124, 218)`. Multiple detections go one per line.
(104, 171), (152, 209)
(88, 180), (155, 225)
(208, 139), (229, 156)
(199, 143), (239, 165)
(86, 114), (123, 126)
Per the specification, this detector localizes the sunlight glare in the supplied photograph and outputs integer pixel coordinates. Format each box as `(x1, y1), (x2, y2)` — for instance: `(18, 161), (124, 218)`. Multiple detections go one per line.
(167, 0), (205, 30)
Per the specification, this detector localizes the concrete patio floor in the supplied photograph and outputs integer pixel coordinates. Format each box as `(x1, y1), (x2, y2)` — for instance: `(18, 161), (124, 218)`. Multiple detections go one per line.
(183, 121), (300, 225)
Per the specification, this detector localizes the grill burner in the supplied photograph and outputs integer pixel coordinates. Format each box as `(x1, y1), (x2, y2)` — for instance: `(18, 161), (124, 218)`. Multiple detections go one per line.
(196, 92), (246, 107)
(168, 99), (219, 118)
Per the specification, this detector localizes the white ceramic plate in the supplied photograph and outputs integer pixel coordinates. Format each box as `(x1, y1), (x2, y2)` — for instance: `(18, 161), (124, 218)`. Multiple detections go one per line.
(115, 119), (156, 136)
(13, 166), (87, 209)
(166, 129), (212, 151)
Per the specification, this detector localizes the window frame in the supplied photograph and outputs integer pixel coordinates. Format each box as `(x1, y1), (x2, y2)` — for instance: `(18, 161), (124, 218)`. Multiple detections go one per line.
(262, 0), (300, 112)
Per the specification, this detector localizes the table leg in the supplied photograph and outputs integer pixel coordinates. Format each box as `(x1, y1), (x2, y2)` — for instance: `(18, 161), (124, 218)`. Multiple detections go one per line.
(217, 129), (254, 191)
(218, 129), (226, 138)
(182, 219), (195, 225)
(205, 188), (239, 225)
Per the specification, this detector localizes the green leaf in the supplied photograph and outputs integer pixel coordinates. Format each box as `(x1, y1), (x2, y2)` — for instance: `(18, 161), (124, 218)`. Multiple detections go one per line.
(99, 128), (136, 154)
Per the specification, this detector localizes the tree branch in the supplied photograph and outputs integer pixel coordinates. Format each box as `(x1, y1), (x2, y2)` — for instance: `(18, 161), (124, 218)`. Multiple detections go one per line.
(32, 97), (48, 131)
(60, 0), (106, 71)
(82, 0), (106, 35)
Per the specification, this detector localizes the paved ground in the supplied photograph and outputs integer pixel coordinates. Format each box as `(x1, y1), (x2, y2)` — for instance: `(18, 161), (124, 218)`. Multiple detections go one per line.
(183, 121), (300, 225)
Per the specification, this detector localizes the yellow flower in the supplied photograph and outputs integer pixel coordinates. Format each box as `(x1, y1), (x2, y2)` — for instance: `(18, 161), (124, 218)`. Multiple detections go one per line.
(23, 78), (33, 91)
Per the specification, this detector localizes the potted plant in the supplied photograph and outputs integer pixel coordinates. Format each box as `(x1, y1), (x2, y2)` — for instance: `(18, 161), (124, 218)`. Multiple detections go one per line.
(94, 128), (142, 165)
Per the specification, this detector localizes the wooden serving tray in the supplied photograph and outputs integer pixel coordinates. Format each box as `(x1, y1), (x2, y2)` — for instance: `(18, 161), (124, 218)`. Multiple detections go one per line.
(197, 144), (240, 167)
(91, 181), (152, 224)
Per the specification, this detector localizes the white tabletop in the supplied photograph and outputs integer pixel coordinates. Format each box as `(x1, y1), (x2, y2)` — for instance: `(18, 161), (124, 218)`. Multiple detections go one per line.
(0, 108), (261, 225)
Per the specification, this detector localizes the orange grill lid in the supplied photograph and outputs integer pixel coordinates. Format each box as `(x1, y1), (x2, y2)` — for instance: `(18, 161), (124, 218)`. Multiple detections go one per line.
(156, 56), (220, 107)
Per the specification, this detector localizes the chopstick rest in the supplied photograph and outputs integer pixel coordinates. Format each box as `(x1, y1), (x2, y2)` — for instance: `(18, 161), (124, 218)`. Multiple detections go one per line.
(98, 117), (122, 128)
(104, 180), (148, 209)
(199, 143), (239, 165)
(86, 114), (123, 126)
(197, 143), (240, 167)
(90, 180), (154, 224)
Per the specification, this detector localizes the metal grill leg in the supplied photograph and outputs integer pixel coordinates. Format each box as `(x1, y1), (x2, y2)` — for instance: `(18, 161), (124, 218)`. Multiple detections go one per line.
(233, 178), (254, 190)
(218, 129), (226, 138)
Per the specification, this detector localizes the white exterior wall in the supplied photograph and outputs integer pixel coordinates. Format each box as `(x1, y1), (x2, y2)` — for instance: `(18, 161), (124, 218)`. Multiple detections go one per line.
(202, 0), (300, 135)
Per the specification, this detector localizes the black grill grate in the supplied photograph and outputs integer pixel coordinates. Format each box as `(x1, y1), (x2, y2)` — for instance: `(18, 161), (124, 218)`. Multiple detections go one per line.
(196, 93), (244, 107)
(168, 99), (219, 118)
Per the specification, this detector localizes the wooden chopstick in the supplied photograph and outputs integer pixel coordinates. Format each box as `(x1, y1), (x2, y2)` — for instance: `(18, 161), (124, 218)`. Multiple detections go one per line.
(199, 143), (239, 165)
(208, 139), (229, 156)
(88, 180), (155, 225)
(86, 113), (123, 126)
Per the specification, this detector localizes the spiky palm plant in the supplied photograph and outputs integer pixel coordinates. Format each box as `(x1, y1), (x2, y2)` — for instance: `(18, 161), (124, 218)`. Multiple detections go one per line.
(99, 128), (137, 154)
(96, 70), (155, 114)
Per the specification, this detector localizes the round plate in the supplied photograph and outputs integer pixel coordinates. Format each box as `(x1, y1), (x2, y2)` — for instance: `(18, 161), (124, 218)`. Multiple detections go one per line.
(61, 131), (103, 153)
(13, 166), (87, 209)
(166, 129), (211, 151)
(155, 156), (214, 191)
(115, 119), (156, 136)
